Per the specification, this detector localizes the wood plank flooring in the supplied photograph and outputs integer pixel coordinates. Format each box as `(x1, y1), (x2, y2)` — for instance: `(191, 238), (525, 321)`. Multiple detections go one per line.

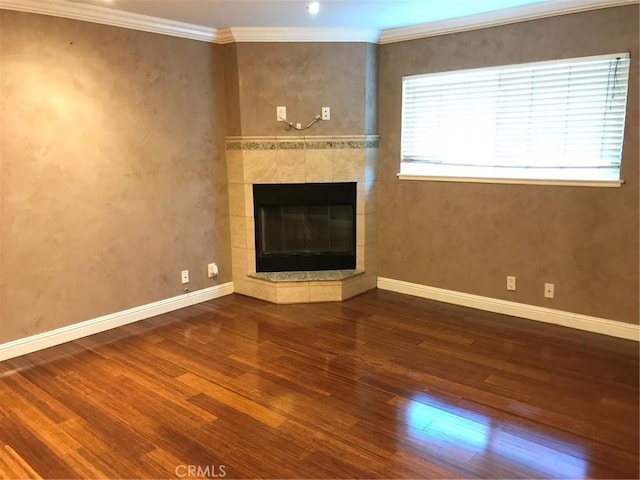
(1, 290), (638, 479)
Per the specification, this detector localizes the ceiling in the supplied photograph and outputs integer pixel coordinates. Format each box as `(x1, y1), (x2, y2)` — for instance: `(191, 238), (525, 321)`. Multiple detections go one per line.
(71, 0), (550, 30)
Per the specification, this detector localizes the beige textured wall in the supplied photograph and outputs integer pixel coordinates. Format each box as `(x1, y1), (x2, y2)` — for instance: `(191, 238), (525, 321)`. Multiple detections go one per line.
(364, 43), (378, 136)
(0, 11), (231, 343)
(377, 5), (640, 324)
(233, 42), (377, 136)
(223, 43), (242, 137)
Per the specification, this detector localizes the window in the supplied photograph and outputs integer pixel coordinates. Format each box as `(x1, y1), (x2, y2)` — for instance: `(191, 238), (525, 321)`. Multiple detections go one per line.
(400, 53), (631, 185)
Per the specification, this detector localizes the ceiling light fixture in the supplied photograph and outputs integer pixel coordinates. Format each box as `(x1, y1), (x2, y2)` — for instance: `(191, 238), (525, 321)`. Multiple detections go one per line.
(307, 2), (320, 15)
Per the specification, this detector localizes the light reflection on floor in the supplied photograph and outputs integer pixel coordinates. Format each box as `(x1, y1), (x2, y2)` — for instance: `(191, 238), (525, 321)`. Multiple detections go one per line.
(403, 395), (586, 478)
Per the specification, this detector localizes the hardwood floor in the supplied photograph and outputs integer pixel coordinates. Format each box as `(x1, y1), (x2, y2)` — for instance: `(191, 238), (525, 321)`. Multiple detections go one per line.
(1, 290), (638, 479)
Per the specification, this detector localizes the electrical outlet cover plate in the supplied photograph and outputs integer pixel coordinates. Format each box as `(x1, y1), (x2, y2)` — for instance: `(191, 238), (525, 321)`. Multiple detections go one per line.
(208, 263), (218, 278)
(181, 270), (189, 284)
(544, 283), (554, 298)
(277, 106), (286, 121)
(322, 107), (330, 120)
(507, 276), (516, 291)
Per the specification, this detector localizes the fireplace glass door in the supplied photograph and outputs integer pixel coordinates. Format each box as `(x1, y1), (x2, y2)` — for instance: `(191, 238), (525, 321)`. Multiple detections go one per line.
(253, 183), (356, 272)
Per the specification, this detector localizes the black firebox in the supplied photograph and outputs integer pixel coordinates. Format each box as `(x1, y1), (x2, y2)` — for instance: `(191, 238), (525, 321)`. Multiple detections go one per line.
(253, 182), (357, 272)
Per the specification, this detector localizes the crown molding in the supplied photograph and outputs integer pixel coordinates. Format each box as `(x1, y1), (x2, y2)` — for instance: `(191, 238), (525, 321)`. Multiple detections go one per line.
(1, 0), (636, 45)
(223, 27), (380, 44)
(379, 0), (639, 44)
(0, 0), (378, 44)
(0, 0), (220, 43)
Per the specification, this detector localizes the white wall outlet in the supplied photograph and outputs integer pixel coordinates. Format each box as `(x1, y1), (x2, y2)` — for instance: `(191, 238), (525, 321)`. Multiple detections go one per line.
(181, 270), (189, 284)
(544, 283), (554, 298)
(276, 106), (287, 122)
(321, 106), (330, 120)
(507, 276), (516, 291)
(208, 263), (218, 279)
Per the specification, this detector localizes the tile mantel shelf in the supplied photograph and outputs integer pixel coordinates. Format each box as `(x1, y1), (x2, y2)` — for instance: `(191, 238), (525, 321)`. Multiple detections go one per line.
(226, 135), (379, 304)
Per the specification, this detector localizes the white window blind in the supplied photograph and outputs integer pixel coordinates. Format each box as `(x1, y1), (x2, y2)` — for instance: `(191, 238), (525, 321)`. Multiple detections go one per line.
(400, 53), (630, 183)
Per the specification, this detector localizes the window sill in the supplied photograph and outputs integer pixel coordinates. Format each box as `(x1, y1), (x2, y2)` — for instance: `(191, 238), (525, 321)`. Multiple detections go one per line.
(397, 174), (624, 188)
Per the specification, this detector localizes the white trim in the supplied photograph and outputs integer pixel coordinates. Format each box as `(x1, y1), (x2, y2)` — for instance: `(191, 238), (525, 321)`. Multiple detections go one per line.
(0, 0), (219, 43)
(226, 27), (380, 43)
(397, 174), (624, 188)
(0, 283), (234, 362)
(1, 0), (635, 45)
(377, 277), (639, 341)
(0, 0), (377, 43)
(379, 0), (639, 44)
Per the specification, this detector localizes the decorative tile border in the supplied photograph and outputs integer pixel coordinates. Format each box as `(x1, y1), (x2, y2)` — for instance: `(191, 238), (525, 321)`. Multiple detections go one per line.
(278, 141), (306, 150)
(306, 140), (334, 150)
(243, 141), (277, 151)
(225, 141), (242, 150)
(225, 135), (379, 151)
(333, 140), (364, 149)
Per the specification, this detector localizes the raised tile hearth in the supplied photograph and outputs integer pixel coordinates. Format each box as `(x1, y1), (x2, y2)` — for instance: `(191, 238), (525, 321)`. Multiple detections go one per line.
(226, 135), (379, 304)
(247, 269), (367, 303)
(251, 269), (363, 282)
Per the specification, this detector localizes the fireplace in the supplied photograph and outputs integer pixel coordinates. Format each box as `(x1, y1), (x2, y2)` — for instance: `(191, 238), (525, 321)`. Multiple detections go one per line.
(253, 182), (357, 272)
(226, 135), (379, 303)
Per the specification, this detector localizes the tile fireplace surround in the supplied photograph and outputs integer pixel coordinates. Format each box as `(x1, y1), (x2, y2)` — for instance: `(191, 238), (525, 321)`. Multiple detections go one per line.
(226, 135), (379, 304)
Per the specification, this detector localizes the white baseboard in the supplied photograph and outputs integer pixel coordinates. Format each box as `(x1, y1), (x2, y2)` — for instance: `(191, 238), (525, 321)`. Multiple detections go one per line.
(377, 277), (639, 341)
(0, 282), (234, 361)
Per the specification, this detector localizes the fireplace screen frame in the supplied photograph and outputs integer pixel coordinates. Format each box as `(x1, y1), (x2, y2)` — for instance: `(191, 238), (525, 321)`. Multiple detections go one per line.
(253, 182), (357, 272)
